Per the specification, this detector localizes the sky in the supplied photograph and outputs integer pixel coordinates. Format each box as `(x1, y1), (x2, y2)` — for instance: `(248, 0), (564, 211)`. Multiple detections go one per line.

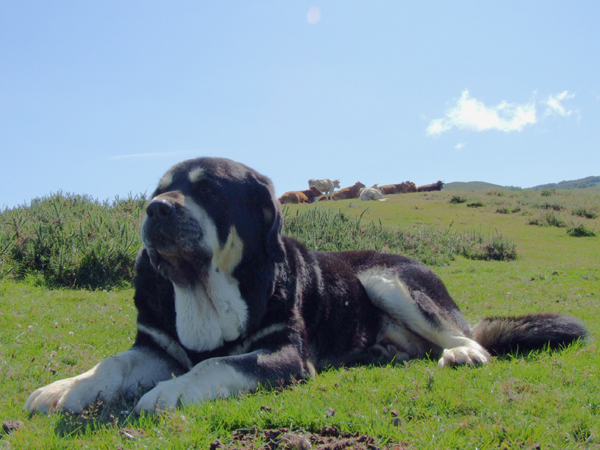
(2, 1), (599, 209)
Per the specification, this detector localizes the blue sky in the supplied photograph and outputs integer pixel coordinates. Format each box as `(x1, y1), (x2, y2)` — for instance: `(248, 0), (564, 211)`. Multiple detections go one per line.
(2, 2), (599, 209)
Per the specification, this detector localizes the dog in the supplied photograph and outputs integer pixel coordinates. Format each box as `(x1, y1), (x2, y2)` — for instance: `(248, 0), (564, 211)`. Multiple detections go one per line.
(25, 157), (587, 414)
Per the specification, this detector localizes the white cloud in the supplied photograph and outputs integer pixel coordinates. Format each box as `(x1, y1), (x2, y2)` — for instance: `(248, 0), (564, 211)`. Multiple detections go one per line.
(307, 7), (321, 25)
(427, 90), (537, 137)
(454, 142), (465, 150)
(544, 91), (575, 117)
(107, 150), (195, 161)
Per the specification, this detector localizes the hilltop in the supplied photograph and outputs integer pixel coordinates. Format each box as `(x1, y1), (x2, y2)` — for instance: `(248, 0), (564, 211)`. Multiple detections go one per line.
(444, 175), (600, 192)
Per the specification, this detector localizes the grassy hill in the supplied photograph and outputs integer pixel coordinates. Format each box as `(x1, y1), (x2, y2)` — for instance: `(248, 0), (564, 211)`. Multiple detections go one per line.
(445, 176), (600, 192)
(443, 181), (513, 192)
(1, 188), (599, 448)
(530, 175), (600, 191)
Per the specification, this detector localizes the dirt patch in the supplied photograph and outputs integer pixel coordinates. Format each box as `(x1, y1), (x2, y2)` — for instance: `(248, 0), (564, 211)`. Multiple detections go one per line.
(209, 426), (411, 450)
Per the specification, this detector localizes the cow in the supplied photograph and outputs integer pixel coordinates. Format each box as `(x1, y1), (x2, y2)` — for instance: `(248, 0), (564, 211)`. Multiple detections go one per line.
(417, 181), (444, 192)
(359, 187), (388, 201)
(308, 179), (341, 200)
(278, 186), (323, 204)
(379, 181), (417, 195)
(331, 182), (366, 200)
(378, 184), (400, 195)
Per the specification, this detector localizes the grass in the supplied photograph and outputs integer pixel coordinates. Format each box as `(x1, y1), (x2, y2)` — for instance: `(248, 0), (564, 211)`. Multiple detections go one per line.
(1, 188), (600, 448)
(0, 191), (146, 290)
(282, 208), (517, 265)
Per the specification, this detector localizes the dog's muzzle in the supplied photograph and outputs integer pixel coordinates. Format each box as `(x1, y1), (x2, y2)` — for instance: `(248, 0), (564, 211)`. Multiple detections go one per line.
(142, 194), (204, 259)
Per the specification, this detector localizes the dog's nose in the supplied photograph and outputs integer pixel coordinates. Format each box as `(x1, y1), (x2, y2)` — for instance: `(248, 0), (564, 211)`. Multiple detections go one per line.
(146, 199), (175, 219)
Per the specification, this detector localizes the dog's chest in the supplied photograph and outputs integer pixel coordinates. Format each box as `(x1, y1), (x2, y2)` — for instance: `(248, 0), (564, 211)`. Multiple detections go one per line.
(173, 267), (248, 353)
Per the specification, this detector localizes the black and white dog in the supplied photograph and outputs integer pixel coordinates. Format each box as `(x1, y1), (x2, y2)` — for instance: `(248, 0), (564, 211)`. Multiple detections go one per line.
(26, 157), (587, 414)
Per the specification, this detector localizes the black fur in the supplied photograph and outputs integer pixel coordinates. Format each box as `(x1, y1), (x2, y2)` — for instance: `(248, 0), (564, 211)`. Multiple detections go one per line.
(134, 157), (586, 379)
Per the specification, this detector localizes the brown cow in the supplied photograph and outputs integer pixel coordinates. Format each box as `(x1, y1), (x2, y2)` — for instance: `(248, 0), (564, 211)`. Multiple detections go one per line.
(378, 184), (400, 195)
(417, 181), (444, 192)
(330, 182), (366, 200)
(378, 181), (417, 195)
(278, 186), (323, 204)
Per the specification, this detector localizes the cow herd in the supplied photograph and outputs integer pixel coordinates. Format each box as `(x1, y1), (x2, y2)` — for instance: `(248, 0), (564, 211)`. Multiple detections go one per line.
(278, 178), (444, 204)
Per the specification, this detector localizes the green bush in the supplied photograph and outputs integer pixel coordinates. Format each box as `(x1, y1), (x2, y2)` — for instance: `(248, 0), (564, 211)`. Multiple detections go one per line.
(467, 201), (485, 208)
(449, 195), (467, 204)
(567, 224), (597, 237)
(572, 207), (598, 219)
(0, 192), (146, 289)
(283, 208), (517, 265)
(462, 230), (517, 261)
(528, 211), (567, 228)
(540, 202), (564, 211)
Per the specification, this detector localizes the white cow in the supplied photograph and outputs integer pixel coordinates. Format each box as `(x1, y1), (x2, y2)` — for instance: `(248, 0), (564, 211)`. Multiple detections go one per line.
(308, 178), (340, 200)
(359, 187), (388, 201)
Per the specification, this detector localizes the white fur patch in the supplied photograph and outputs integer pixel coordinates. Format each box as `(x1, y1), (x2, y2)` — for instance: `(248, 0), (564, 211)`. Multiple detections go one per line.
(357, 267), (489, 367)
(25, 348), (178, 414)
(188, 167), (206, 183)
(157, 172), (173, 191)
(174, 276), (248, 353)
(136, 353), (259, 413)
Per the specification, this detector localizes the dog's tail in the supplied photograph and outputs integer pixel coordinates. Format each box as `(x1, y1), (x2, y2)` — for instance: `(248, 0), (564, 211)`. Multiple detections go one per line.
(472, 313), (587, 355)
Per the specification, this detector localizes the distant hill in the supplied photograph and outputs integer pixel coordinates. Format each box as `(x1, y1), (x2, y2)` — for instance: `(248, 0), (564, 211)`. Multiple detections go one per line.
(444, 176), (600, 192)
(443, 181), (516, 192)
(529, 176), (600, 191)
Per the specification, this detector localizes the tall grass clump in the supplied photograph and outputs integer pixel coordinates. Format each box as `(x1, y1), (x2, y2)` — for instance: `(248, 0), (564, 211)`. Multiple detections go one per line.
(449, 195), (467, 204)
(0, 191), (146, 289)
(540, 188), (556, 197)
(567, 224), (597, 237)
(462, 230), (518, 261)
(282, 208), (517, 265)
(528, 211), (567, 228)
(572, 207), (598, 219)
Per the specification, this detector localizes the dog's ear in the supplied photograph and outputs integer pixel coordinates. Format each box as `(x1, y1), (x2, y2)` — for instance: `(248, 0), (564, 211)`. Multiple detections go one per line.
(251, 173), (286, 263)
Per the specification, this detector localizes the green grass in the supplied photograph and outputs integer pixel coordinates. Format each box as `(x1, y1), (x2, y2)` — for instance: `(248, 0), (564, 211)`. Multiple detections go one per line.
(1, 188), (600, 448)
(0, 191), (146, 290)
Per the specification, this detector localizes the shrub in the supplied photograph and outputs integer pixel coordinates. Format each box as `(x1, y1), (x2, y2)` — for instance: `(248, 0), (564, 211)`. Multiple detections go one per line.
(539, 202), (564, 211)
(572, 207), (598, 219)
(449, 196), (467, 204)
(462, 230), (517, 261)
(567, 224), (597, 237)
(528, 212), (567, 228)
(541, 188), (556, 197)
(283, 208), (517, 265)
(543, 212), (567, 228)
(467, 202), (485, 208)
(496, 208), (510, 214)
(0, 191), (146, 289)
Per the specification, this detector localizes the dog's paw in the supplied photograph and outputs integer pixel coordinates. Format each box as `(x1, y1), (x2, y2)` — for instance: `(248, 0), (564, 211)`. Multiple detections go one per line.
(25, 376), (95, 414)
(135, 358), (255, 413)
(438, 346), (490, 368)
(135, 375), (229, 413)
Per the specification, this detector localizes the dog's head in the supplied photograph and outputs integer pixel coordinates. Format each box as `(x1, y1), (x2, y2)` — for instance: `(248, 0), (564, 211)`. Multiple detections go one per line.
(142, 157), (285, 286)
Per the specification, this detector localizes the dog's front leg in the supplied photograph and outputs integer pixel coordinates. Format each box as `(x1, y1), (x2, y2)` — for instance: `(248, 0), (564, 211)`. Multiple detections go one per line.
(25, 346), (183, 414)
(136, 347), (305, 413)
